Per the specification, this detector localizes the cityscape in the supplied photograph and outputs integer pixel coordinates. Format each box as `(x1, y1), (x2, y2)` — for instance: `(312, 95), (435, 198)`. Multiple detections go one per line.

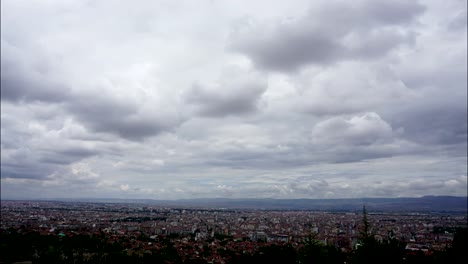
(1, 199), (467, 263)
(1, 0), (467, 263)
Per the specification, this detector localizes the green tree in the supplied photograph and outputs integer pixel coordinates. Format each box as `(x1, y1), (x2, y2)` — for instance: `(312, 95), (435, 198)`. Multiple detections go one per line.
(353, 206), (406, 264)
(432, 228), (468, 264)
(360, 205), (371, 239)
(298, 232), (345, 264)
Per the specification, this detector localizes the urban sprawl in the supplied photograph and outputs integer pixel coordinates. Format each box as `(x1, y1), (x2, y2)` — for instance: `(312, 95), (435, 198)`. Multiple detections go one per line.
(1, 200), (466, 263)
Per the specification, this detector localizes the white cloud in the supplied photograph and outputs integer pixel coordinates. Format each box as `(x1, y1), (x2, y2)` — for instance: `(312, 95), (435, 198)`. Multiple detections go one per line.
(120, 184), (130, 191)
(311, 112), (393, 145)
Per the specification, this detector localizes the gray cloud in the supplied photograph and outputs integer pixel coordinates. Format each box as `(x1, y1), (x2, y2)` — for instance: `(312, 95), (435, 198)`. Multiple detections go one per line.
(388, 103), (467, 147)
(39, 148), (100, 165)
(0, 41), (71, 102)
(1, 144), (58, 180)
(1, 162), (54, 180)
(448, 9), (467, 31)
(0, 48), (181, 141)
(1, 0), (466, 199)
(229, 0), (424, 71)
(183, 68), (267, 117)
(0, 137), (100, 180)
(67, 93), (180, 140)
(231, 29), (343, 71)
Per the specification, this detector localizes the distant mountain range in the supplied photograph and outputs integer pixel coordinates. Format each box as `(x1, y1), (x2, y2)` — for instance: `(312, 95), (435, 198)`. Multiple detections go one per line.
(26, 195), (468, 213)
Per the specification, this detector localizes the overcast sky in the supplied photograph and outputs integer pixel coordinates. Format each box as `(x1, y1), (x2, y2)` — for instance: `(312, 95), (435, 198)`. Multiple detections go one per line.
(1, 0), (467, 200)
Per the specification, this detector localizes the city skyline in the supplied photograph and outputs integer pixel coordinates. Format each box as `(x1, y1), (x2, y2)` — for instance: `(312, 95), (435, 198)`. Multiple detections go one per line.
(1, 0), (467, 200)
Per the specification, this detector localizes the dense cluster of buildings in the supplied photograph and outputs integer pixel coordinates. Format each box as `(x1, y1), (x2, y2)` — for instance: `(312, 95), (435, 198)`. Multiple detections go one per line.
(1, 200), (466, 262)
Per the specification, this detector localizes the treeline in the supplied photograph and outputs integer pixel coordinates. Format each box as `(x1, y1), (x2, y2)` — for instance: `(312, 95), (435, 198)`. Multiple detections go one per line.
(0, 228), (466, 264)
(230, 230), (468, 264)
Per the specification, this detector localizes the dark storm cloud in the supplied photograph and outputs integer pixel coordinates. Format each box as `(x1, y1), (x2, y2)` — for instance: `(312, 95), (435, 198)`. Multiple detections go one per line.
(229, 0), (425, 71)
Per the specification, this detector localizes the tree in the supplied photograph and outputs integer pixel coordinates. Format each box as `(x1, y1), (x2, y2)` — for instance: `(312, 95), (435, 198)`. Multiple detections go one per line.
(432, 228), (468, 264)
(360, 205), (371, 239)
(298, 231), (345, 264)
(353, 205), (406, 264)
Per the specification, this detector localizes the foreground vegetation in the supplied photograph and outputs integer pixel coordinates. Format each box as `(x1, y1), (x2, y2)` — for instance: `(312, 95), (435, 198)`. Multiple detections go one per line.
(1, 227), (466, 264)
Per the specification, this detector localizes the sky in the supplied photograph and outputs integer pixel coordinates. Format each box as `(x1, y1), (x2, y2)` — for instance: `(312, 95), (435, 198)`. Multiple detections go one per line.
(1, 0), (467, 200)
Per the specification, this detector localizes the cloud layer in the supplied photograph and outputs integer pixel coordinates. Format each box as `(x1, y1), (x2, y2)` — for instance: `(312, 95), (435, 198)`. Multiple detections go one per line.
(1, 0), (466, 199)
